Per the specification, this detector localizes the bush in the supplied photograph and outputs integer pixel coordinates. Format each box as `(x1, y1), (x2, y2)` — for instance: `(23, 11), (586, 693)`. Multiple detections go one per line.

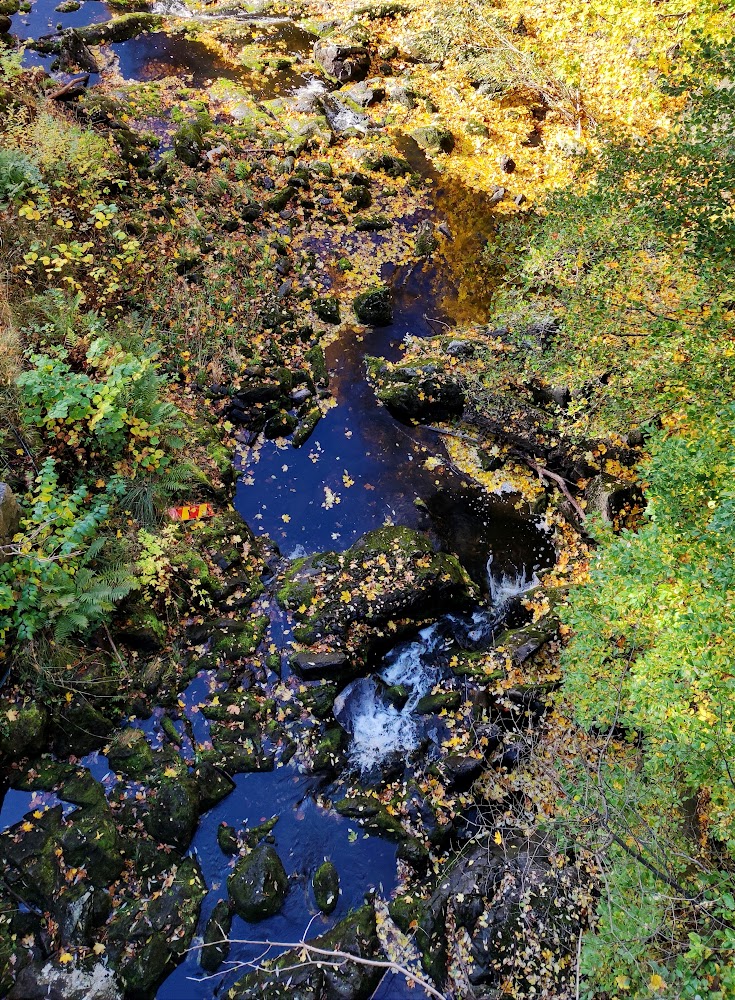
(17, 335), (184, 474)
(0, 459), (137, 642)
(0, 148), (43, 204)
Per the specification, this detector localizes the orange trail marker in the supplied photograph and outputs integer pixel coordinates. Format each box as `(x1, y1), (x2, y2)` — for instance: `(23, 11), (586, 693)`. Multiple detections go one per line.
(167, 503), (215, 521)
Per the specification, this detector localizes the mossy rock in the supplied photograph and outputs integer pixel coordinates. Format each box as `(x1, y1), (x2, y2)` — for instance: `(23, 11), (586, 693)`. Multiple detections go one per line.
(312, 860), (340, 913)
(0, 701), (47, 764)
(389, 894), (425, 933)
(59, 769), (107, 811)
(108, 727), (154, 780)
(58, 804), (125, 888)
(218, 822), (240, 855)
(312, 725), (346, 772)
(292, 406), (322, 448)
(410, 125), (454, 153)
(201, 898), (233, 973)
(226, 904), (381, 998)
(144, 777), (200, 851)
(305, 344), (328, 386)
(194, 762), (236, 811)
(353, 285), (392, 326)
(78, 12), (162, 43)
(415, 690), (461, 714)
(334, 795), (405, 839)
(228, 844), (288, 921)
(313, 296), (341, 324)
(107, 857), (206, 997)
(243, 815), (279, 848)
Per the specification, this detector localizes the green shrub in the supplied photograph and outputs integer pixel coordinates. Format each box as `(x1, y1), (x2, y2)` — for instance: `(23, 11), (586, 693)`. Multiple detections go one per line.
(0, 148), (43, 204)
(0, 459), (137, 642)
(17, 336), (184, 474)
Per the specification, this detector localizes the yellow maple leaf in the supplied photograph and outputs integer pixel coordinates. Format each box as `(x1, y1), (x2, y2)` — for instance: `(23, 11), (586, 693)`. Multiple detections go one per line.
(59, 952), (73, 964)
(93, 942), (106, 955)
(494, 831), (502, 845)
(340, 590), (351, 603)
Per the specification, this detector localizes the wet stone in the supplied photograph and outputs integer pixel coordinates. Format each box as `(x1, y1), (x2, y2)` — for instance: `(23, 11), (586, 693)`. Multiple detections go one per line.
(312, 860), (340, 914)
(228, 844), (289, 921)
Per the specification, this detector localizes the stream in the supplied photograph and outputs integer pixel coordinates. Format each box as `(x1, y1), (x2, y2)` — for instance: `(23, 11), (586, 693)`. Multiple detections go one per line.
(2, 5), (556, 997)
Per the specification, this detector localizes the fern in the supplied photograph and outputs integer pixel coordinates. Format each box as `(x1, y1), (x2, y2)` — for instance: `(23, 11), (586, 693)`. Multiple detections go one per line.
(120, 462), (196, 526)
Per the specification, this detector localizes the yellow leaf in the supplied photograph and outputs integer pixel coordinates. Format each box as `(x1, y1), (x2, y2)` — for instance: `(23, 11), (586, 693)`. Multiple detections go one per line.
(163, 767), (178, 778)
(494, 831), (502, 845)
(93, 943), (106, 955)
(649, 974), (666, 991)
(616, 975), (631, 990)
(340, 590), (351, 603)
(59, 952), (73, 964)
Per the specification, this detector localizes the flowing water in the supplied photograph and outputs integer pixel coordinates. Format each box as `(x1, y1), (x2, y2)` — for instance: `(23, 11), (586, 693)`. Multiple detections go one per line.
(2, 7), (556, 997)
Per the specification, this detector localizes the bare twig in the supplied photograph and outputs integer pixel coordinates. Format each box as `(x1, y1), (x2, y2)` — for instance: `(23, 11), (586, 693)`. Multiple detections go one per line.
(188, 936), (447, 999)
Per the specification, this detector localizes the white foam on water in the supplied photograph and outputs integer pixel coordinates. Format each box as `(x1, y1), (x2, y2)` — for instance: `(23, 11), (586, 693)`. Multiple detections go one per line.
(152, 0), (193, 17)
(487, 555), (538, 611)
(292, 78), (327, 112)
(335, 624), (448, 773)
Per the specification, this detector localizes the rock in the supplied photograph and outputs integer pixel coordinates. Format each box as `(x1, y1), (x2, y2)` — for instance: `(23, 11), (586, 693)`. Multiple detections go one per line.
(314, 39), (370, 83)
(0, 482), (20, 542)
(410, 125), (454, 153)
(489, 185), (505, 205)
(441, 753), (484, 790)
(0, 15), (11, 32)
(367, 358), (465, 423)
(144, 777), (200, 851)
(312, 860), (340, 913)
(228, 845), (289, 921)
(282, 526), (475, 666)
(53, 699), (115, 757)
(446, 339), (475, 358)
(342, 79), (384, 106)
(194, 762), (236, 812)
(353, 285), (392, 326)
(217, 822), (239, 855)
(354, 214), (392, 231)
(0, 700), (47, 763)
(292, 407), (322, 448)
(8, 960), (120, 1000)
(584, 473), (644, 526)
(397, 837), (430, 871)
(227, 905), (382, 998)
(311, 725), (347, 773)
(499, 153), (516, 172)
(56, 29), (100, 73)
(107, 858), (206, 997)
(364, 152), (411, 177)
(107, 728), (153, 780)
(493, 621), (558, 665)
(77, 12), (161, 43)
(343, 184), (372, 209)
(334, 795), (405, 839)
(415, 690), (461, 714)
(201, 899), (233, 973)
(313, 295), (340, 324)
(386, 80), (415, 108)
(291, 650), (351, 680)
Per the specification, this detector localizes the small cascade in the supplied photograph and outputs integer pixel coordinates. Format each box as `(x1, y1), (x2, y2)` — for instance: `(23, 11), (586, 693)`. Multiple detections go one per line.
(334, 624), (449, 774)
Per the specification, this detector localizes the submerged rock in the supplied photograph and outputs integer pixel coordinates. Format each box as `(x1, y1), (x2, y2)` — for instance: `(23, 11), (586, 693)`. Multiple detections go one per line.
(228, 844), (289, 921)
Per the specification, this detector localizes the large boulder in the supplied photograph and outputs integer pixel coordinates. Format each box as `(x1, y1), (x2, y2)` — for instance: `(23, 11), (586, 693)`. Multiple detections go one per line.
(226, 905), (383, 999)
(367, 357), (465, 423)
(228, 845), (289, 921)
(353, 285), (392, 326)
(278, 526), (475, 668)
(314, 39), (370, 82)
(143, 777), (200, 851)
(106, 858), (206, 997)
